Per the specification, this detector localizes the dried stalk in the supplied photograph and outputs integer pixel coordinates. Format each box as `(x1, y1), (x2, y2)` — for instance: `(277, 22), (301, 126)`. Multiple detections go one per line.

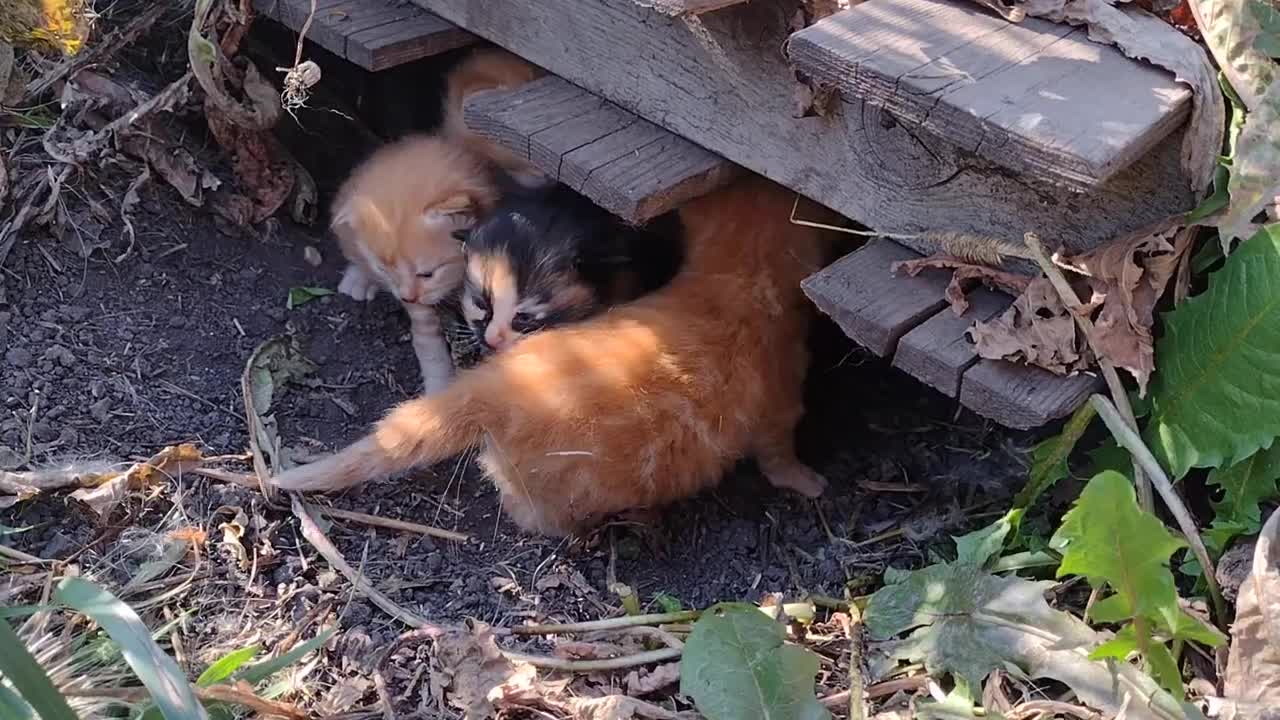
(1089, 394), (1229, 631)
(502, 647), (682, 672)
(505, 611), (702, 636)
(1022, 231), (1154, 512)
(312, 506), (470, 543)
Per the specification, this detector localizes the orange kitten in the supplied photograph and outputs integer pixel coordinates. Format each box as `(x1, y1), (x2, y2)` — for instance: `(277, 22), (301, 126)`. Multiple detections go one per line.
(275, 176), (835, 536)
(331, 47), (544, 393)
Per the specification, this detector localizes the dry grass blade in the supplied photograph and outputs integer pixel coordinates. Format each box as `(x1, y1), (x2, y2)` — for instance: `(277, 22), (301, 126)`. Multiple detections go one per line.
(507, 611), (701, 636)
(314, 506), (470, 543)
(291, 494), (445, 633)
(63, 683), (307, 720)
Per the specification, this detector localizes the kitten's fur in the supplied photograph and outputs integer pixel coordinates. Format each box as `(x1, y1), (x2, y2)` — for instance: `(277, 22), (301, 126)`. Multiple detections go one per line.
(330, 47), (543, 393)
(274, 176), (834, 536)
(456, 183), (684, 356)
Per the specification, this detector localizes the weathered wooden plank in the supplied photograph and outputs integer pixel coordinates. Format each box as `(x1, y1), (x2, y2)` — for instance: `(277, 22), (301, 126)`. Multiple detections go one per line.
(787, 0), (1190, 189)
(959, 361), (1102, 430)
(464, 76), (737, 223)
(414, 0), (1193, 262)
(800, 241), (950, 357)
(253, 0), (474, 71)
(632, 0), (749, 15)
(347, 12), (473, 71)
(892, 289), (1012, 398)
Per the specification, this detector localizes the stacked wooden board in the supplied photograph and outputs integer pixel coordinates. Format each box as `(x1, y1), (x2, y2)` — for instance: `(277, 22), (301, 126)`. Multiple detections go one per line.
(255, 0), (1191, 429)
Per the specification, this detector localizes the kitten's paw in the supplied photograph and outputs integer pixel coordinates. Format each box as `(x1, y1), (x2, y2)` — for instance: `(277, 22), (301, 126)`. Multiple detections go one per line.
(763, 463), (828, 498)
(338, 264), (378, 301)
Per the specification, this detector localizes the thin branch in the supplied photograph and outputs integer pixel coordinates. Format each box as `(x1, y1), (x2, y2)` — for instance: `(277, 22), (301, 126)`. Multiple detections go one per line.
(1023, 231), (1154, 512)
(315, 506), (470, 543)
(838, 608), (866, 720)
(291, 494), (446, 634)
(1089, 394), (1229, 631)
(501, 647), (682, 672)
(505, 611), (701, 636)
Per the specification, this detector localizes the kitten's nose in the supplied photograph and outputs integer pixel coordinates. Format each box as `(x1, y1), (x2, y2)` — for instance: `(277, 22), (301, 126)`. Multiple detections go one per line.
(485, 324), (513, 350)
(399, 289), (420, 304)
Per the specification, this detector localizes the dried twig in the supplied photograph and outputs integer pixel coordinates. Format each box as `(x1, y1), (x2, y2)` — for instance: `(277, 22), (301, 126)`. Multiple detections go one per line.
(838, 607), (866, 720)
(315, 506), (470, 543)
(502, 647), (682, 672)
(1022, 232), (1154, 512)
(291, 494), (446, 633)
(63, 683), (306, 720)
(1089, 395), (1229, 632)
(0, 544), (52, 564)
(506, 611), (701, 636)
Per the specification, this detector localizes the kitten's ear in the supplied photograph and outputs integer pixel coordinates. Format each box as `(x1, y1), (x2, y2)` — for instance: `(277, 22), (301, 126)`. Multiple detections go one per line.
(425, 193), (476, 227)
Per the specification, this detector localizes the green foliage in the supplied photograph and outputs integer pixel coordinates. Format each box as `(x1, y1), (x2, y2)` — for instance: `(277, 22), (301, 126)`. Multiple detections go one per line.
(236, 629), (334, 685)
(863, 516), (1194, 720)
(0, 620), (79, 720)
(53, 578), (206, 720)
(1145, 226), (1280, 479)
(679, 603), (829, 720)
(195, 646), (259, 687)
(1205, 440), (1280, 553)
(1014, 403), (1096, 510)
(286, 286), (334, 309)
(1052, 473), (1226, 696)
(1250, 0), (1280, 56)
(653, 592), (684, 614)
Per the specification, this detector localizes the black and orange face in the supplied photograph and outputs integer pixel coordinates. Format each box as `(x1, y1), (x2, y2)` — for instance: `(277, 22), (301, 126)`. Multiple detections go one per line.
(458, 188), (612, 352)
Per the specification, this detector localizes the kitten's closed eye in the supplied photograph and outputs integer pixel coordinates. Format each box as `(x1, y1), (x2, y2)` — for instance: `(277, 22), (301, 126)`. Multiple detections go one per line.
(511, 312), (541, 333)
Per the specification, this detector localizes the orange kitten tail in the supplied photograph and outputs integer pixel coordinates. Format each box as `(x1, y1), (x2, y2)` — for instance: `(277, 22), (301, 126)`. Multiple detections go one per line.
(270, 389), (485, 493)
(444, 47), (542, 128)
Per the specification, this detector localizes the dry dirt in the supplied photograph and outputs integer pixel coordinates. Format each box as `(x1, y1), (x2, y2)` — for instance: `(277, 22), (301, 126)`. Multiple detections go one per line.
(0, 12), (1043, 716)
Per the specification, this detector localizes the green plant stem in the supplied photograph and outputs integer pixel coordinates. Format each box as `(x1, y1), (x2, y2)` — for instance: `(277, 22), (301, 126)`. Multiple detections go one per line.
(990, 550), (1061, 573)
(506, 610), (701, 636)
(1089, 394), (1229, 631)
(1023, 232), (1154, 512)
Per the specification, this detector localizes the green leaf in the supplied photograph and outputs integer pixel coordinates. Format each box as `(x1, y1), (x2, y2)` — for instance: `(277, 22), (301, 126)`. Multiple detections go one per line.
(1206, 440), (1280, 552)
(954, 511), (1020, 568)
(0, 621), (79, 720)
(236, 629), (335, 686)
(1053, 472), (1186, 631)
(53, 578), (206, 720)
(286, 286), (334, 310)
(1146, 642), (1185, 698)
(653, 592), (684, 614)
(1250, 0), (1280, 56)
(1146, 226), (1280, 479)
(0, 682), (35, 720)
(1014, 403), (1096, 510)
(679, 603), (829, 720)
(1089, 623), (1139, 661)
(196, 646), (259, 687)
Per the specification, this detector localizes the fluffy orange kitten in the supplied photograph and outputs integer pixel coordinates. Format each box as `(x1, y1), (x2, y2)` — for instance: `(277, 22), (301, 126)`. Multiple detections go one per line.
(331, 47), (543, 393)
(275, 176), (835, 536)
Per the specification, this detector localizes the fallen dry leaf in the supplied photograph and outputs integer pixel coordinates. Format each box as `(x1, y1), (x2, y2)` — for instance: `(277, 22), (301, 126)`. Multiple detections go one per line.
(1056, 215), (1191, 394)
(968, 275), (1090, 376)
(69, 444), (203, 520)
(217, 505), (250, 570)
(203, 63), (294, 224)
(1222, 505), (1280, 714)
(893, 256), (1031, 315)
(625, 662), (681, 696)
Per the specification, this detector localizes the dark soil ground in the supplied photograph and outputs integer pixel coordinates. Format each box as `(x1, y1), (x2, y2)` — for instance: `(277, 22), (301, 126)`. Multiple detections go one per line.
(1, 9), (1044, 716)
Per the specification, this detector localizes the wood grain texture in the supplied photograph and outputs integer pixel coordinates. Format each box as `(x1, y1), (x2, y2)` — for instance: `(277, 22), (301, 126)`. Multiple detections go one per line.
(464, 76), (738, 223)
(788, 0), (1190, 188)
(253, 0), (473, 71)
(959, 361), (1102, 430)
(893, 288), (1012, 398)
(632, 0), (749, 15)
(800, 241), (951, 357)
(414, 0), (1193, 260)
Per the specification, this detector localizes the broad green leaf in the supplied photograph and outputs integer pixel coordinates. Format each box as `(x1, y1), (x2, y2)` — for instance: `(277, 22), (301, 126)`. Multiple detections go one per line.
(679, 603), (829, 720)
(1146, 642), (1185, 698)
(53, 578), (206, 720)
(196, 646), (259, 687)
(1053, 472), (1186, 631)
(1089, 623), (1139, 661)
(1146, 226), (1280, 478)
(954, 511), (1020, 568)
(865, 562), (1194, 720)
(0, 621), (78, 720)
(236, 629), (335, 685)
(1014, 404), (1096, 510)
(286, 286), (334, 310)
(1206, 440), (1280, 552)
(0, 682), (34, 720)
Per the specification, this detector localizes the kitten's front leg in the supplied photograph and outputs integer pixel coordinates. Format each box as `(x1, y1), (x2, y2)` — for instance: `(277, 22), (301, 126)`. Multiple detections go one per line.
(405, 303), (454, 394)
(338, 263), (379, 301)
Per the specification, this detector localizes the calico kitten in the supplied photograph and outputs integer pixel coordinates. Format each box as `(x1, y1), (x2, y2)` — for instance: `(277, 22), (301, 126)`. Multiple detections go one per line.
(273, 175), (834, 537)
(441, 183), (684, 366)
(330, 47), (544, 393)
